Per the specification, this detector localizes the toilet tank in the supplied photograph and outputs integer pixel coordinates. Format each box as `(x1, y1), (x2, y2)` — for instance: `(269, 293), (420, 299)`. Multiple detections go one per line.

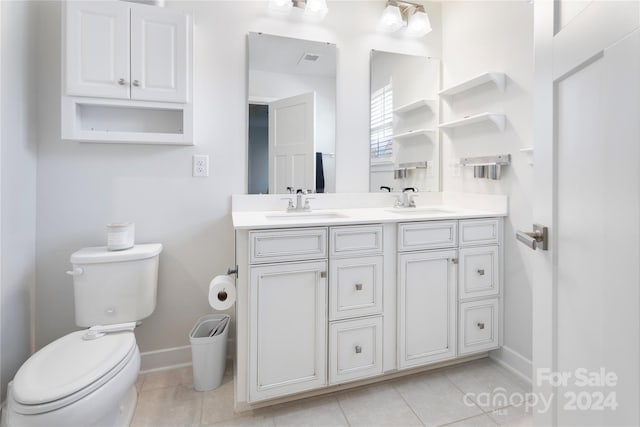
(69, 243), (163, 327)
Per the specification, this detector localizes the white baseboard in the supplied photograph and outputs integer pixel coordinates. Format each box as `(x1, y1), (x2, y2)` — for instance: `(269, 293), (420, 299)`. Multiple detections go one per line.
(140, 345), (192, 373)
(490, 346), (532, 385)
(139, 338), (235, 373)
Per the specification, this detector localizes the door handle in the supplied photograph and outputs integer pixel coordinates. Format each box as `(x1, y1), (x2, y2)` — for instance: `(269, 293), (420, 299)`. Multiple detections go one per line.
(516, 224), (548, 250)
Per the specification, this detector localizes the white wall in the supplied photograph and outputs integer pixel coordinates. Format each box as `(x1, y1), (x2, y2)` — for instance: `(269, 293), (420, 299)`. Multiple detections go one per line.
(1, 0), (38, 399)
(33, 1), (442, 369)
(441, 1), (534, 375)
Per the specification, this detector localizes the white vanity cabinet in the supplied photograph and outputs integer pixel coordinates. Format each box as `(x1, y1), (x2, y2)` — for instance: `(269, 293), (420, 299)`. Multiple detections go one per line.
(247, 228), (328, 402)
(397, 221), (458, 369)
(65, 1), (190, 103)
(233, 206), (505, 408)
(328, 225), (384, 384)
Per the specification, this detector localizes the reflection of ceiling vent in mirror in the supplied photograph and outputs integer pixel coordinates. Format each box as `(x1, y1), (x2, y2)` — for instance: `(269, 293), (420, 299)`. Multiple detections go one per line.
(298, 53), (321, 64)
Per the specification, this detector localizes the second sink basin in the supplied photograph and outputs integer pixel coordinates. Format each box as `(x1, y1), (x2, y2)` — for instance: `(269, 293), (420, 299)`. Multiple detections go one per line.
(264, 211), (348, 221)
(386, 207), (459, 215)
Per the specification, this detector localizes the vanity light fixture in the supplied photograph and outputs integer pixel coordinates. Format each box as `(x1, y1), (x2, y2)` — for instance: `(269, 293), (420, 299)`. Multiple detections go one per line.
(267, 0), (328, 19)
(378, 1), (432, 37)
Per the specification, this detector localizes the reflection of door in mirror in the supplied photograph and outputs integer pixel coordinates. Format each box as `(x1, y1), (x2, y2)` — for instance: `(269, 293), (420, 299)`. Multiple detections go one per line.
(248, 32), (336, 194)
(269, 92), (316, 194)
(369, 51), (440, 193)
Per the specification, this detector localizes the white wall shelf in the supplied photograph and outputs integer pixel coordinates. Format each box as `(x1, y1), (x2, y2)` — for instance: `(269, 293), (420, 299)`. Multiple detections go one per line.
(61, 96), (194, 145)
(393, 99), (435, 114)
(438, 113), (505, 132)
(393, 129), (437, 140)
(439, 72), (505, 97)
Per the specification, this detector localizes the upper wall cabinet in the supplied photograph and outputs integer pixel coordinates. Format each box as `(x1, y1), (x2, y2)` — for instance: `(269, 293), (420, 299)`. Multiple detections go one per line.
(62, 1), (193, 145)
(66, 1), (189, 103)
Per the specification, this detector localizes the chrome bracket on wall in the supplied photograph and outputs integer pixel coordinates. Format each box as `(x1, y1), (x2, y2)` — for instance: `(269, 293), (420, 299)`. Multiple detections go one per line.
(460, 154), (511, 180)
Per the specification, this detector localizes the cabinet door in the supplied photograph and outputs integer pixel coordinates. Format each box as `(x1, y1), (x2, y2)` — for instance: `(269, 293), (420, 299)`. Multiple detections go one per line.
(249, 261), (327, 401)
(398, 250), (457, 369)
(65, 1), (130, 99)
(130, 5), (189, 103)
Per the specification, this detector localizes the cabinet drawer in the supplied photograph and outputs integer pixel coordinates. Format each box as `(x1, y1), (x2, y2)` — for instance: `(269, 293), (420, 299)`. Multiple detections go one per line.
(250, 228), (327, 264)
(329, 316), (383, 385)
(459, 298), (499, 355)
(459, 245), (500, 299)
(330, 225), (383, 257)
(459, 219), (500, 246)
(330, 256), (383, 320)
(398, 221), (458, 252)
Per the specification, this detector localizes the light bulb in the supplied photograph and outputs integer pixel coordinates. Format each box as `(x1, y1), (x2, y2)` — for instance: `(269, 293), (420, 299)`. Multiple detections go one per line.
(304, 0), (328, 18)
(406, 9), (432, 37)
(378, 4), (404, 33)
(268, 0), (293, 14)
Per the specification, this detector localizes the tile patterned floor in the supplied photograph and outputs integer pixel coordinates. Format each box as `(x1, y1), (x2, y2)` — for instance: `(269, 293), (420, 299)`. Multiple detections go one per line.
(131, 358), (533, 427)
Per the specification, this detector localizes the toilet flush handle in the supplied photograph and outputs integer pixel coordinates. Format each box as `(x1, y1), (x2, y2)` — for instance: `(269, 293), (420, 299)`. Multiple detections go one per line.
(65, 267), (84, 276)
(83, 322), (137, 340)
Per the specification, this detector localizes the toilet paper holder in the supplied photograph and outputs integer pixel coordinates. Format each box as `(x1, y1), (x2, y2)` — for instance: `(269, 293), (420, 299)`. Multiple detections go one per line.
(227, 266), (238, 278)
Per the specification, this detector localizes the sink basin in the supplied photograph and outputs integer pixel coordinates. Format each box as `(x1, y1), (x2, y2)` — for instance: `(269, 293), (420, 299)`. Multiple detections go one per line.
(386, 207), (459, 215)
(264, 211), (348, 221)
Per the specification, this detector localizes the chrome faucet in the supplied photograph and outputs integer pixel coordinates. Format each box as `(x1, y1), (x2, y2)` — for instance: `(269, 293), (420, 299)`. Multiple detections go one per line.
(282, 189), (313, 212)
(394, 187), (418, 208)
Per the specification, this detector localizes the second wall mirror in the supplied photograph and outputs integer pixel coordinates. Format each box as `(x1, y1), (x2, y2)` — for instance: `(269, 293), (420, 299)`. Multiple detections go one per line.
(369, 50), (440, 193)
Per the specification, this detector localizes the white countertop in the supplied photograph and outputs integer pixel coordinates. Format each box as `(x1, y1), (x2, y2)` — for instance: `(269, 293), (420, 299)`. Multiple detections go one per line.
(232, 206), (506, 229)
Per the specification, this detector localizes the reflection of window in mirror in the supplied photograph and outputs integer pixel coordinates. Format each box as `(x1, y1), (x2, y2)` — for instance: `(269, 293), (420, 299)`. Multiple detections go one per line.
(370, 79), (393, 162)
(369, 51), (441, 193)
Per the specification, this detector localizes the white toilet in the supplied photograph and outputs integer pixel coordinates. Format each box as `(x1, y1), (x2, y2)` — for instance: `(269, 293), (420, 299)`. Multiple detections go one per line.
(4, 243), (163, 427)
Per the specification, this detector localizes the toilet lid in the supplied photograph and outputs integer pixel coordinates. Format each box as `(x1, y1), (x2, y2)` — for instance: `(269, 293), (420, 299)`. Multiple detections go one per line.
(13, 330), (136, 405)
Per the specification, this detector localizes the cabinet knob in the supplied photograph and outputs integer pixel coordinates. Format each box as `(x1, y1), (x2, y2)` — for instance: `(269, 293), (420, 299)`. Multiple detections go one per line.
(477, 268), (485, 276)
(450, 258), (459, 264)
(132, 79), (140, 87)
(117, 78), (126, 85)
(355, 345), (362, 354)
(477, 322), (485, 330)
(355, 283), (363, 291)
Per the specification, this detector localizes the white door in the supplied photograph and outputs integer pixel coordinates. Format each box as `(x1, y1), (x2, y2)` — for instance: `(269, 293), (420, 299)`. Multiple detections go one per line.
(249, 260), (327, 401)
(130, 4), (189, 103)
(532, 2), (640, 425)
(398, 250), (457, 369)
(65, 1), (130, 99)
(268, 92), (316, 194)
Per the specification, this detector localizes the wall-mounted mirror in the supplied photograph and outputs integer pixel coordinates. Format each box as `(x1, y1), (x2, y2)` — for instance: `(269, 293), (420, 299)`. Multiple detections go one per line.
(248, 32), (336, 194)
(369, 50), (440, 193)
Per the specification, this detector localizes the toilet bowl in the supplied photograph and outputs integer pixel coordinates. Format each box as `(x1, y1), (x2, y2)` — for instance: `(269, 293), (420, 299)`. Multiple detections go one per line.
(3, 243), (162, 427)
(6, 330), (140, 427)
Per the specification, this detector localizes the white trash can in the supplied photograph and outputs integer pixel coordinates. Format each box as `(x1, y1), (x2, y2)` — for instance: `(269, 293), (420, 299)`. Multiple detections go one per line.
(189, 314), (230, 391)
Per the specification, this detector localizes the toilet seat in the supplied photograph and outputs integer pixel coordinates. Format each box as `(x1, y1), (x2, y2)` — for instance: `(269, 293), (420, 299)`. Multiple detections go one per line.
(11, 330), (137, 415)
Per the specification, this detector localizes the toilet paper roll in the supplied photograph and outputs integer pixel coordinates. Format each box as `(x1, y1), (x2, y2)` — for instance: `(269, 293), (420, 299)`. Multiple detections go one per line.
(208, 275), (236, 311)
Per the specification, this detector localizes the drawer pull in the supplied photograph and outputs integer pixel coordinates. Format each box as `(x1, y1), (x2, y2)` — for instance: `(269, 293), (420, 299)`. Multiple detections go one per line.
(355, 345), (362, 354)
(477, 268), (485, 276)
(477, 322), (485, 330)
(355, 283), (363, 291)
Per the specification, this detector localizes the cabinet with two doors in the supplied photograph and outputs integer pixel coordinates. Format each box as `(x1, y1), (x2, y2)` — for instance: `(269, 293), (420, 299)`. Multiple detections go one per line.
(62, 1), (193, 144)
(240, 217), (502, 404)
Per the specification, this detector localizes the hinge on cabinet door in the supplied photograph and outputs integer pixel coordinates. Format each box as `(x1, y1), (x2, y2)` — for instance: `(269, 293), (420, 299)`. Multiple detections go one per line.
(450, 258), (459, 265)
(320, 271), (327, 278)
